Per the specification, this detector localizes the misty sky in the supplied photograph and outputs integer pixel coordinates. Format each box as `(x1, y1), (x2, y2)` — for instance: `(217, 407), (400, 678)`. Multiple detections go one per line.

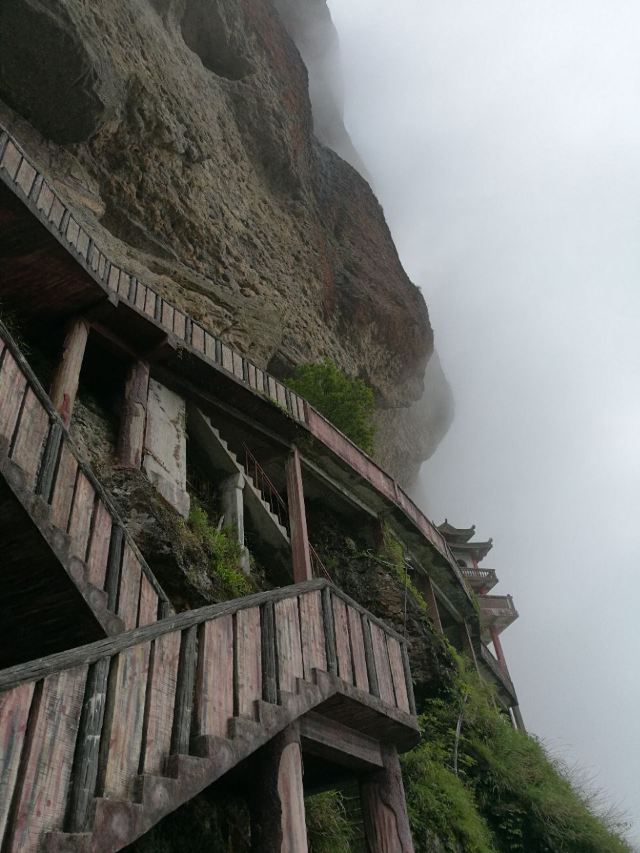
(328, 0), (640, 844)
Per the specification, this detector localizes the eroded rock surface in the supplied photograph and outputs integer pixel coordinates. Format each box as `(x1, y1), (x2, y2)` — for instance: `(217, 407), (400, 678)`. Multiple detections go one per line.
(0, 0), (452, 483)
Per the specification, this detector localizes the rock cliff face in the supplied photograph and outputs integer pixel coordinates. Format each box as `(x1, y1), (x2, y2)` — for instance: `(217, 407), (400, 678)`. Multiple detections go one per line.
(0, 0), (451, 483)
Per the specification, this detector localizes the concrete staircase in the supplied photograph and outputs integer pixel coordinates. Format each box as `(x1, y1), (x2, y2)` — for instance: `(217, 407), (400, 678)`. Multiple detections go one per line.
(188, 406), (290, 551)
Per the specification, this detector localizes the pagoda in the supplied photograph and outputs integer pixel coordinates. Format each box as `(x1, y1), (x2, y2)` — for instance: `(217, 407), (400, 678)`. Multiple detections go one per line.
(439, 520), (524, 729)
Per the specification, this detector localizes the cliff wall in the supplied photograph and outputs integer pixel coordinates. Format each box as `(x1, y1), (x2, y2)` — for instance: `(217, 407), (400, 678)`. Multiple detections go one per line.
(0, 0), (451, 484)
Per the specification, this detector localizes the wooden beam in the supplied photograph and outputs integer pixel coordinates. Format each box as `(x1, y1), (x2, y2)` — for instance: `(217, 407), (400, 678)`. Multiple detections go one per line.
(285, 447), (312, 582)
(49, 317), (90, 426)
(299, 712), (383, 771)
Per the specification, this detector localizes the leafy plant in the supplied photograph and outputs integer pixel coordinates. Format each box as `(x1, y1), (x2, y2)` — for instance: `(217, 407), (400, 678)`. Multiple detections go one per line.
(288, 359), (376, 454)
(188, 498), (252, 599)
(305, 791), (355, 853)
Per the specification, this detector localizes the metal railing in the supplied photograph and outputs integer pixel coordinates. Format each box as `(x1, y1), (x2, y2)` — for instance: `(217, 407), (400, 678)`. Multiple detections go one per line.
(243, 443), (289, 531)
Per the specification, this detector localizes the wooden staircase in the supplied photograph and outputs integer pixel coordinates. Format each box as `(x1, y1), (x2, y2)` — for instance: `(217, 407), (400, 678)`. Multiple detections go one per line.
(0, 322), (172, 666)
(0, 580), (418, 852)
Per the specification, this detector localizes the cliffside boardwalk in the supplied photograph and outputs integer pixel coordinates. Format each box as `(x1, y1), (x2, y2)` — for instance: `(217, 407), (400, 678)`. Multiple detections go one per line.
(0, 123), (522, 850)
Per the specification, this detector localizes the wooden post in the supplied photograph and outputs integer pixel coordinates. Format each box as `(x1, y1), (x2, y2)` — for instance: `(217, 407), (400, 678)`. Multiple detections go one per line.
(461, 621), (480, 674)
(249, 724), (309, 853)
(511, 704), (526, 732)
(117, 360), (149, 469)
(65, 657), (110, 831)
(261, 601), (278, 704)
(285, 447), (312, 583)
(49, 317), (90, 426)
(360, 744), (415, 853)
(171, 625), (198, 755)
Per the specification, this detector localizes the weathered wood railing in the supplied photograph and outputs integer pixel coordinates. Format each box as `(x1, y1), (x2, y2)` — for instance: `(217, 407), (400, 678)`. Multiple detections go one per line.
(0, 579), (416, 852)
(0, 322), (171, 632)
(0, 125), (470, 605)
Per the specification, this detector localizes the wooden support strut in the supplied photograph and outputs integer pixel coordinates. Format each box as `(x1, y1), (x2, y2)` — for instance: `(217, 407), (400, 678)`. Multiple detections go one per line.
(49, 317), (90, 427)
(285, 446), (312, 583)
(360, 743), (415, 853)
(117, 360), (150, 469)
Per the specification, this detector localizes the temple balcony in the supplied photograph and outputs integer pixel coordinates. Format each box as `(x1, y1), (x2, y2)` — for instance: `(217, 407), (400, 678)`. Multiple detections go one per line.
(461, 566), (498, 593)
(479, 593), (518, 638)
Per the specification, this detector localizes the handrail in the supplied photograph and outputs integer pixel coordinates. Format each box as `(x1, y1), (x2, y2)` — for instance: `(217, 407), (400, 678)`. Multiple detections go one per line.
(0, 578), (409, 691)
(309, 544), (333, 582)
(243, 442), (289, 530)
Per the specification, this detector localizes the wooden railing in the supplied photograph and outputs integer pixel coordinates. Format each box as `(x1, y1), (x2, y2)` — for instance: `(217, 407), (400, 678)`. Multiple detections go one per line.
(0, 579), (416, 852)
(0, 322), (171, 630)
(0, 125), (470, 605)
(243, 443), (290, 530)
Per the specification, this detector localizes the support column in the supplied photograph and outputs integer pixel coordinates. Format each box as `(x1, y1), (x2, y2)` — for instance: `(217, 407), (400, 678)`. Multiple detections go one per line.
(221, 472), (250, 574)
(461, 621), (481, 674)
(419, 576), (444, 634)
(489, 625), (509, 679)
(49, 317), (90, 426)
(117, 360), (149, 468)
(285, 446), (312, 583)
(360, 744), (415, 853)
(250, 725), (309, 853)
(511, 704), (526, 732)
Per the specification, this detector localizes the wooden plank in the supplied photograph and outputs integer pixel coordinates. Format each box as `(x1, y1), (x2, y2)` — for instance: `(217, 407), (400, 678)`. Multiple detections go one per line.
(370, 623), (395, 706)
(191, 324), (205, 353)
(36, 422), (63, 501)
(0, 351), (27, 443)
(171, 625), (198, 754)
(144, 288), (157, 319)
(173, 311), (186, 340)
(117, 545), (142, 630)
(161, 301), (174, 331)
(142, 632), (180, 774)
(0, 682), (35, 844)
(204, 332), (215, 360)
(195, 616), (234, 737)
(9, 666), (87, 853)
(235, 608), (261, 718)
(347, 606), (369, 692)
(299, 591), (326, 679)
(274, 597), (304, 694)
(221, 343), (234, 373)
(138, 575), (159, 627)
(67, 471), (95, 561)
(85, 501), (112, 589)
(135, 283), (147, 311)
(10, 389), (48, 487)
(387, 637), (410, 713)
(49, 444), (78, 530)
(332, 595), (353, 685)
(100, 645), (150, 799)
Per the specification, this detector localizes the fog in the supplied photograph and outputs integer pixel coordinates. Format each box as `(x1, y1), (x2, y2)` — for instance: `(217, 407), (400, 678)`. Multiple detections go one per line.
(328, 0), (640, 844)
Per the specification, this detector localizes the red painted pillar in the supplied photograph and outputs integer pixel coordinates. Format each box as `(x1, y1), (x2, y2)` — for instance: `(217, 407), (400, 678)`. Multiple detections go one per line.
(489, 625), (510, 679)
(285, 447), (312, 583)
(49, 317), (90, 426)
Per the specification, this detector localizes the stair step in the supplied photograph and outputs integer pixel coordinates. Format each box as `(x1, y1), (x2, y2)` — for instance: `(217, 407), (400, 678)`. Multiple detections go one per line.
(43, 831), (92, 853)
(137, 773), (180, 818)
(91, 798), (144, 850)
(228, 715), (261, 742)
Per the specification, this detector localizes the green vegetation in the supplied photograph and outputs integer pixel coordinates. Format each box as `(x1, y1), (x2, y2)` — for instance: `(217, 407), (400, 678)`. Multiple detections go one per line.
(288, 359), (376, 454)
(188, 498), (252, 599)
(305, 791), (355, 853)
(404, 651), (631, 853)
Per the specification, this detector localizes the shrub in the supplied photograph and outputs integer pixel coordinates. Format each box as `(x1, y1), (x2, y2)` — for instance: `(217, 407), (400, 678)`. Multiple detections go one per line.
(188, 498), (252, 599)
(305, 791), (354, 853)
(288, 359), (376, 454)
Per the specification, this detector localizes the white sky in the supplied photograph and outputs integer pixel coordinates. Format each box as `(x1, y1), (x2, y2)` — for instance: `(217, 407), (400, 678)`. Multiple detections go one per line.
(328, 0), (640, 844)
